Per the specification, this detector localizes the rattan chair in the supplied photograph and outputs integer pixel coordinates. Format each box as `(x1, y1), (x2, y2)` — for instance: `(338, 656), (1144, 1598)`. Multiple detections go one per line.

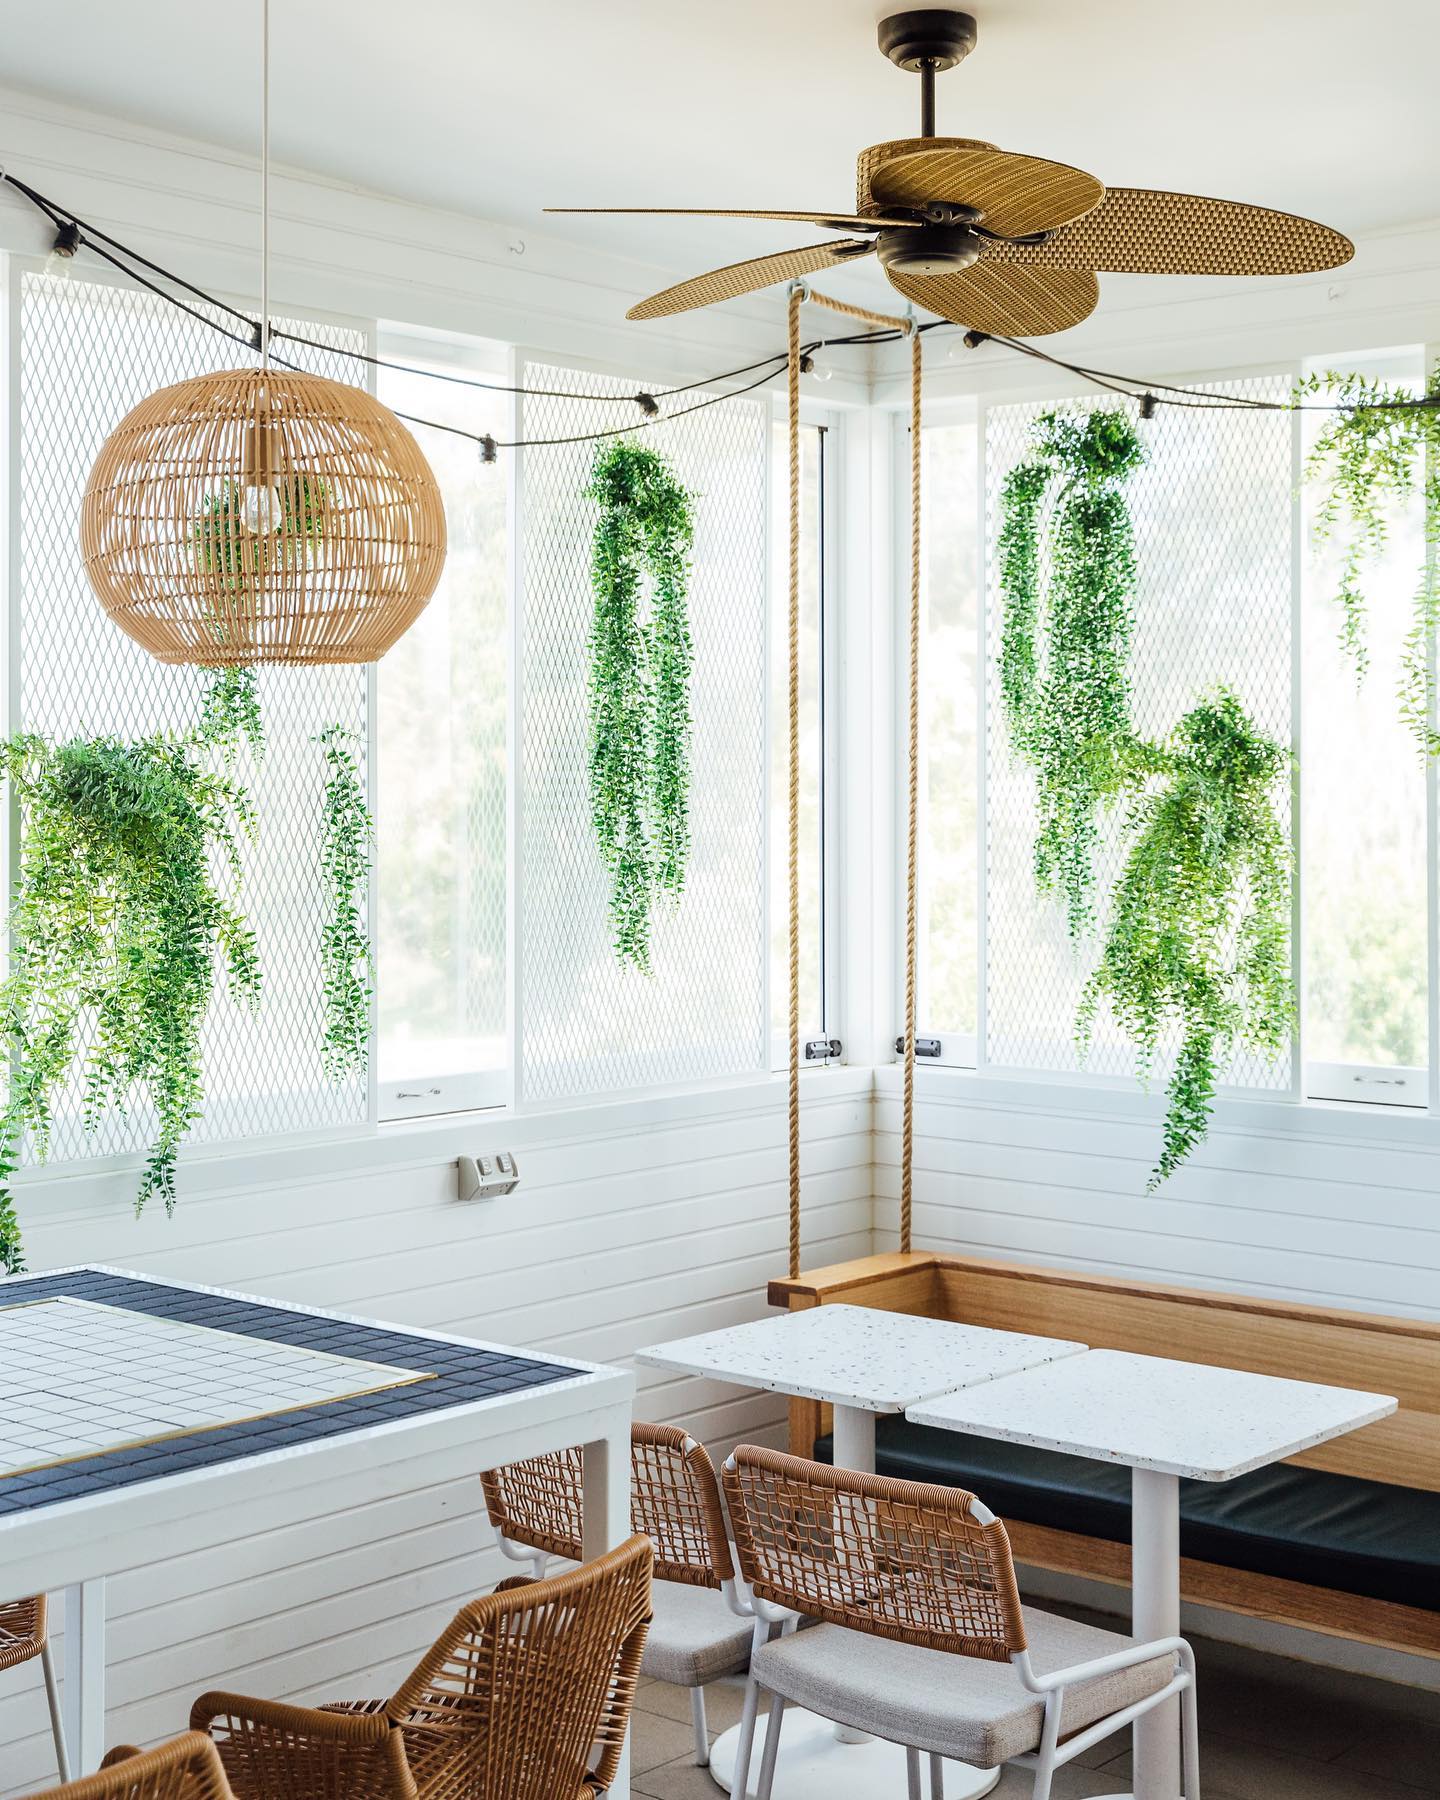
(723, 1446), (1200, 1800)
(30, 1731), (234, 1799)
(481, 1422), (752, 1766)
(1, 1594), (70, 1782)
(192, 1534), (653, 1800)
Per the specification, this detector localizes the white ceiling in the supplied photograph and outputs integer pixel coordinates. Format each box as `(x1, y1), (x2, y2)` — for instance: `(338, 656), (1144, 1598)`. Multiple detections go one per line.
(5, 0), (1437, 305)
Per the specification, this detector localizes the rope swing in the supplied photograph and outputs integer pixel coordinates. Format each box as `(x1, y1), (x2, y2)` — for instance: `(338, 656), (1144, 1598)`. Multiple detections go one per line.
(786, 283), (923, 1278)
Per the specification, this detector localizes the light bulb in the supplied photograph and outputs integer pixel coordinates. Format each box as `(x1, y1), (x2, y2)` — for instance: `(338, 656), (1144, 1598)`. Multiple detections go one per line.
(238, 481), (284, 535)
(811, 363), (833, 383)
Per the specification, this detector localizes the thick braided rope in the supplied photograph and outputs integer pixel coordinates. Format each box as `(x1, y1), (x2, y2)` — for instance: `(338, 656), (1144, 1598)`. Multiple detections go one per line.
(787, 285), (803, 1280)
(901, 321), (922, 1256)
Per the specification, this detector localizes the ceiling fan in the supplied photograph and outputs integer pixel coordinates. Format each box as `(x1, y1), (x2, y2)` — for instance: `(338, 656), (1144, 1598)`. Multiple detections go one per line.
(548, 8), (1353, 336)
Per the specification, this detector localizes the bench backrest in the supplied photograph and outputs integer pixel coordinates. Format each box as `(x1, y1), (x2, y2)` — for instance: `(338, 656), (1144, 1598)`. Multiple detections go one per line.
(771, 1252), (1440, 1493)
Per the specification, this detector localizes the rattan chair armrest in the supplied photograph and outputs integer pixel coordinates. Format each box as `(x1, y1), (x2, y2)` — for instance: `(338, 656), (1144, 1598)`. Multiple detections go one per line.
(192, 1690), (416, 1800)
(318, 1698), (389, 1716)
(98, 1746), (144, 1769)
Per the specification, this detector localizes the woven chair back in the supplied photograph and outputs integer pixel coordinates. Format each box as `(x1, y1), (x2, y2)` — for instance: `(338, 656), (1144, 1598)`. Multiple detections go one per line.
(36, 1733), (236, 1800)
(385, 1533), (653, 1800)
(723, 1444), (1028, 1662)
(480, 1423), (734, 1586)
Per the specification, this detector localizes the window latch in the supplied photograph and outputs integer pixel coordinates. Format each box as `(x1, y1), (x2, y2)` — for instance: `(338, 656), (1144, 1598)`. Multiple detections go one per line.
(894, 1036), (943, 1059)
(805, 1037), (843, 1062)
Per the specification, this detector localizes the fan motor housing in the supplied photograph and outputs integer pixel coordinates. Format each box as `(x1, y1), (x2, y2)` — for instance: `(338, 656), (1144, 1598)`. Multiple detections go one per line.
(877, 223), (984, 276)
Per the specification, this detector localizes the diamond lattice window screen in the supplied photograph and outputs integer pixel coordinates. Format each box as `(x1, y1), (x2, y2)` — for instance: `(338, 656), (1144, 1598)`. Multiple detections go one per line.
(13, 266), (372, 1162)
(516, 360), (768, 1104)
(983, 377), (1297, 1092)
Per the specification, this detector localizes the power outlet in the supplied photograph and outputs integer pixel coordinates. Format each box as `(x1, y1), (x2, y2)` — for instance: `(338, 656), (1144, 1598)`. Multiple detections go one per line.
(457, 1152), (519, 1202)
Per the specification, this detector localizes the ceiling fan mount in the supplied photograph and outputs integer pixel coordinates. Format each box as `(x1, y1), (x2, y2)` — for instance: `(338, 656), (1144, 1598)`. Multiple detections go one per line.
(549, 10), (1355, 334)
(877, 9), (979, 135)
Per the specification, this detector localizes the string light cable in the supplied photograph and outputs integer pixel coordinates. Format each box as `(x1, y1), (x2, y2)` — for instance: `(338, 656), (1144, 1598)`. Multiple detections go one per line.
(2, 168), (1436, 453)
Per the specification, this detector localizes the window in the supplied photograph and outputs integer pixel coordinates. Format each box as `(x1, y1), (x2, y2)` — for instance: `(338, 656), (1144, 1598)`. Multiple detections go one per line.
(769, 416), (831, 1066)
(1302, 346), (1429, 1106)
(375, 329), (510, 1119)
(11, 264), (370, 1160)
(915, 414), (980, 1063)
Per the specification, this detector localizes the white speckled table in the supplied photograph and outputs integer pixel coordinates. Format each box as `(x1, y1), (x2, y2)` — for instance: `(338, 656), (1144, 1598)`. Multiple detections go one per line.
(908, 1348), (1397, 1800)
(637, 1305), (1088, 1800)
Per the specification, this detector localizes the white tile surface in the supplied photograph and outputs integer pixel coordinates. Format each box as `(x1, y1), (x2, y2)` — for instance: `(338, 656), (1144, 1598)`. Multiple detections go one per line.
(906, 1347), (1397, 1480)
(636, 1303), (1087, 1412)
(0, 1296), (427, 1475)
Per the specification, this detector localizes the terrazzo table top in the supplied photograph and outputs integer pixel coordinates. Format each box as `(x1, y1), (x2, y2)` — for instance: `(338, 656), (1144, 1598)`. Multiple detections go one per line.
(907, 1347), (1397, 1480)
(636, 1302), (1087, 1412)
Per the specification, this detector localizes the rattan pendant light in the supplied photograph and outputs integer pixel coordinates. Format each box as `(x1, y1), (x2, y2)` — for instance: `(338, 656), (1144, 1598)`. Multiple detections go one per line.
(80, 1), (445, 666)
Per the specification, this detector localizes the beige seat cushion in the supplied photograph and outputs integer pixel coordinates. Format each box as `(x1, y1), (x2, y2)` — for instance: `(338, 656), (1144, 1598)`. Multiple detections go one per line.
(641, 1581), (753, 1688)
(750, 1606), (1174, 1768)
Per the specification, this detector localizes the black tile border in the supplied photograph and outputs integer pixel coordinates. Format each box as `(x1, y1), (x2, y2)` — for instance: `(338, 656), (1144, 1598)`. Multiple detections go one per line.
(0, 1269), (576, 1515)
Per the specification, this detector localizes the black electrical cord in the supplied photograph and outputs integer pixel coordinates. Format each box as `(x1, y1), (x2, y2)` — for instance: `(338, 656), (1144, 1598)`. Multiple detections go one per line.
(4, 166), (1436, 435)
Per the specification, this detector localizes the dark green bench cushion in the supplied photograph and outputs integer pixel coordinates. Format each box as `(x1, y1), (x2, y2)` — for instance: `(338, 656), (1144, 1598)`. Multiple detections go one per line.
(813, 1418), (1440, 1613)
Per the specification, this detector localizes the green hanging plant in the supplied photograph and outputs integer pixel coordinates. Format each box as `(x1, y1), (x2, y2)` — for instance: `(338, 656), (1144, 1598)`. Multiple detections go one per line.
(1297, 364), (1440, 752)
(316, 725), (374, 1080)
(586, 439), (695, 972)
(1078, 691), (1294, 1189)
(199, 664), (264, 760)
(0, 729), (260, 1272)
(998, 409), (1147, 932)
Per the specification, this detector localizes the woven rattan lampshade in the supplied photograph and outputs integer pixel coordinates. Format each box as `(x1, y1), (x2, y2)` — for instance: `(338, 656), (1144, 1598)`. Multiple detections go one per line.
(80, 366), (447, 665)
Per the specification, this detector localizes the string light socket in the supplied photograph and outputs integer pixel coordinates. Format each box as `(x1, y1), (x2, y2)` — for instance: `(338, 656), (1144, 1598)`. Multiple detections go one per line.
(480, 433), (499, 464)
(634, 391), (660, 417)
(1139, 391), (1159, 420)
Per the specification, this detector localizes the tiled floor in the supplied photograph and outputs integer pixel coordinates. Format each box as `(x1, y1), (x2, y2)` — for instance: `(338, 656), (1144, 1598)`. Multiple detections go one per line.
(630, 1612), (1440, 1799)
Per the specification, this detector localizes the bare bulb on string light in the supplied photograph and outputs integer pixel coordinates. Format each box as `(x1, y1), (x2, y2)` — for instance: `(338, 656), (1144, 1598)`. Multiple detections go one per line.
(45, 221), (81, 282)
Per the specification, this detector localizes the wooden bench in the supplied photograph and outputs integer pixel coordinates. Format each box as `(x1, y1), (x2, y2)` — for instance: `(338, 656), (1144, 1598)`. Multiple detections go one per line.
(769, 1251), (1440, 1659)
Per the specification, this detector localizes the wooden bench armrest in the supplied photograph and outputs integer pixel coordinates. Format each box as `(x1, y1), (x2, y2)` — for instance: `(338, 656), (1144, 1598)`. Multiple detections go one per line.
(767, 1252), (943, 1315)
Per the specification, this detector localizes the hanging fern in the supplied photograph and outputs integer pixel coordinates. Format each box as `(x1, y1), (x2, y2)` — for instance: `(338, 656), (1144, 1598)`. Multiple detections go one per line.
(316, 725), (374, 1079)
(1298, 363), (1440, 752)
(998, 409), (1147, 932)
(586, 439), (695, 971)
(1078, 691), (1294, 1189)
(0, 730), (260, 1272)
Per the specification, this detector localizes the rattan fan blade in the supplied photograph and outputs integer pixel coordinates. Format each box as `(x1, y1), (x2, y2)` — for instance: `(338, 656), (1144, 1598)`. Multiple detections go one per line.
(867, 147), (1104, 237)
(627, 239), (876, 321)
(884, 262), (1100, 336)
(548, 206), (921, 230)
(981, 187), (1354, 275)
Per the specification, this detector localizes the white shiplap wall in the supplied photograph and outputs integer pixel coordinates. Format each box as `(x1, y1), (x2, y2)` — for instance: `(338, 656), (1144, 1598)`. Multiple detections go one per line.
(0, 1073), (871, 1795)
(873, 1068), (1440, 1321)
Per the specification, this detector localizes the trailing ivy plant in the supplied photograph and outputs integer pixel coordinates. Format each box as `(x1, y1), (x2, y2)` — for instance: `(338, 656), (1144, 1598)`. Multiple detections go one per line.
(0, 730), (260, 1272)
(586, 439), (695, 972)
(316, 725), (374, 1080)
(1297, 364), (1440, 752)
(199, 664), (264, 760)
(1078, 690), (1294, 1189)
(998, 409), (1147, 932)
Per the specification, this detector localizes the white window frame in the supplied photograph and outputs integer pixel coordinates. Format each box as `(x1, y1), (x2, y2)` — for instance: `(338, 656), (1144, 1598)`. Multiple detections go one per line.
(374, 323), (513, 1124)
(769, 399), (844, 1073)
(905, 347), (1440, 1120)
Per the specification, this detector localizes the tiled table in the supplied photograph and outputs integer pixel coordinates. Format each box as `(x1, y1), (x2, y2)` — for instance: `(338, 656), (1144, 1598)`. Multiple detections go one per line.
(638, 1304), (1087, 1800)
(910, 1348), (1397, 1800)
(0, 1266), (634, 1786)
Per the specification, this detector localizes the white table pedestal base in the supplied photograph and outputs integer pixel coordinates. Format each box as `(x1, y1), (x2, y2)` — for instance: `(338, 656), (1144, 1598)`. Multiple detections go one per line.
(1093, 1466), (1185, 1800)
(707, 1711), (1000, 1800)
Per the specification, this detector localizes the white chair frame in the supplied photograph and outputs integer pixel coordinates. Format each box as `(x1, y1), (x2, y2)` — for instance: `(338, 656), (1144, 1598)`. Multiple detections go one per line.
(727, 1481), (1200, 1800)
